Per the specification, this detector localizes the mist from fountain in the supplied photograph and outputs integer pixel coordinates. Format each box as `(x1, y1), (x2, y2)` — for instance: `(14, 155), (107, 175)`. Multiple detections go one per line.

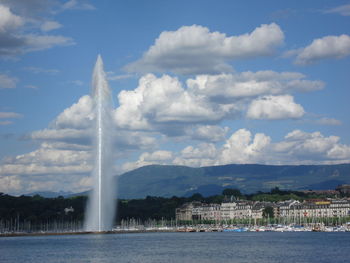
(85, 55), (116, 232)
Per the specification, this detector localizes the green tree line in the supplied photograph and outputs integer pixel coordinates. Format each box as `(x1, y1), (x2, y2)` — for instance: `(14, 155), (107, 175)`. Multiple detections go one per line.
(0, 187), (345, 225)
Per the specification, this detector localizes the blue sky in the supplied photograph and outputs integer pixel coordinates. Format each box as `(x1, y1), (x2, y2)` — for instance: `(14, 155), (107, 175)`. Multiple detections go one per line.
(0, 0), (350, 195)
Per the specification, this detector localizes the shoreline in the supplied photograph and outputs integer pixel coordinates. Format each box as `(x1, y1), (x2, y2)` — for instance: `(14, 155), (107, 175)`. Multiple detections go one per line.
(0, 229), (175, 238)
(1, 224), (350, 237)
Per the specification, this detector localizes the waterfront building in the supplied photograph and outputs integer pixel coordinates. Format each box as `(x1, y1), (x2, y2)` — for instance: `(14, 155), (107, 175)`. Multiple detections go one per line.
(175, 198), (350, 222)
(199, 203), (221, 221)
(276, 199), (350, 219)
(175, 202), (202, 221)
(336, 184), (350, 195)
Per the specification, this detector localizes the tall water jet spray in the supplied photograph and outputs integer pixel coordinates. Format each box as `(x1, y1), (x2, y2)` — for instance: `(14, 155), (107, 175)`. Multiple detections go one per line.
(85, 55), (116, 232)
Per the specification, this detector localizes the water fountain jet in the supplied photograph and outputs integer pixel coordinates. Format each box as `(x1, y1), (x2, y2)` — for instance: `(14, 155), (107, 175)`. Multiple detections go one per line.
(85, 55), (116, 232)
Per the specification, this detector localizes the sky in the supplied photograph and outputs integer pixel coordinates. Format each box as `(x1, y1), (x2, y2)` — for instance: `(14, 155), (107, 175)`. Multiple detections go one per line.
(0, 0), (350, 195)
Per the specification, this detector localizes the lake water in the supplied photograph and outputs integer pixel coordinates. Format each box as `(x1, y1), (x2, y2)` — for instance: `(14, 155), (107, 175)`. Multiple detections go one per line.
(0, 232), (349, 263)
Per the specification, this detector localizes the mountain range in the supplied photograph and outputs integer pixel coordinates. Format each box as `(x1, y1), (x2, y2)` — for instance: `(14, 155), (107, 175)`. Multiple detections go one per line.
(23, 163), (350, 198)
(117, 163), (350, 198)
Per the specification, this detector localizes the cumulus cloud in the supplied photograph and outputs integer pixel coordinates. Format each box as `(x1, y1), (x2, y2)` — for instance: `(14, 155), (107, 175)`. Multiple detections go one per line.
(0, 65), (339, 194)
(0, 142), (92, 178)
(132, 129), (271, 168)
(288, 35), (350, 65)
(246, 95), (305, 120)
(187, 71), (324, 101)
(0, 73), (17, 89)
(0, 0), (57, 18)
(219, 129), (271, 164)
(0, 173), (92, 196)
(272, 130), (350, 163)
(0, 2), (74, 56)
(0, 4), (23, 32)
(0, 175), (23, 193)
(114, 74), (231, 132)
(129, 129), (350, 171)
(324, 4), (350, 16)
(122, 150), (173, 172)
(186, 125), (230, 142)
(54, 95), (94, 129)
(115, 72), (320, 135)
(173, 143), (218, 167)
(0, 140), (93, 194)
(125, 23), (284, 75)
(21, 91), (158, 152)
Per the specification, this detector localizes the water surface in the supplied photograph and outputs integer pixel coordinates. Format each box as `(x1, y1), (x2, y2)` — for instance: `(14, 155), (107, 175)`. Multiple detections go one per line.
(1, 232), (349, 263)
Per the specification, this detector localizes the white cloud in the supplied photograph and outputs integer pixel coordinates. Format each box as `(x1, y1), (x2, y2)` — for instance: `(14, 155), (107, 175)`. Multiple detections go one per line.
(315, 117), (342, 126)
(0, 175), (23, 193)
(40, 20), (62, 32)
(290, 35), (350, 65)
(0, 140), (95, 194)
(324, 4), (350, 16)
(140, 129), (350, 170)
(0, 4), (23, 32)
(0, 120), (12, 125)
(106, 72), (133, 81)
(115, 72), (322, 134)
(173, 143), (218, 167)
(122, 150), (173, 172)
(0, 173), (92, 196)
(115, 74), (229, 132)
(0, 143), (92, 176)
(272, 130), (350, 163)
(0, 111), (22, 119)
(24, 34), (74, 52)
(246, 95), (305, 120)
(140, 150), (173, 162)
(54, 95), (94, 129)
(186, 125), (230, 142)
(0, 3), (74, 56)
(219, 129), (271, 165)
(62, 0), (96, 11)
(187, 71), (324, 101)
(0, 73), (17, 89)
(125, 23), (284, 75)
(0, 0), (57, 18)
(24, 66), (59, 74)
(0, 111), (22, 125)
(27, 93), (158, 151)
(29, 128), (90, 143)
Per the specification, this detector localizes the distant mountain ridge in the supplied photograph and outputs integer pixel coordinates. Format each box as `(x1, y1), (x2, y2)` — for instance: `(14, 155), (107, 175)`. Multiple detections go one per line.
(117, 163), (350, 198)
(24, 191), (74, 198)
(22, 163), (350, 199)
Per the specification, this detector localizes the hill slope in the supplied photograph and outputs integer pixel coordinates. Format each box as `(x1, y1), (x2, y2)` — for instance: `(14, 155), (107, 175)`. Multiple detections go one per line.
(117, 163), (350, 198)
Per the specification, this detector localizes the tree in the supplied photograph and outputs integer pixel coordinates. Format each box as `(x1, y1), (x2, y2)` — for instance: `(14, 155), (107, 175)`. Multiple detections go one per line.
(222, 188), (242, 197)
(189, 193), (203, 201)
(263, 206), (274, 218)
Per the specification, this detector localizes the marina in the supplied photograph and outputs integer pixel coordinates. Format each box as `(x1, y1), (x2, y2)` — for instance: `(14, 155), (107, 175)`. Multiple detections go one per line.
(1, 222), (350, 238)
